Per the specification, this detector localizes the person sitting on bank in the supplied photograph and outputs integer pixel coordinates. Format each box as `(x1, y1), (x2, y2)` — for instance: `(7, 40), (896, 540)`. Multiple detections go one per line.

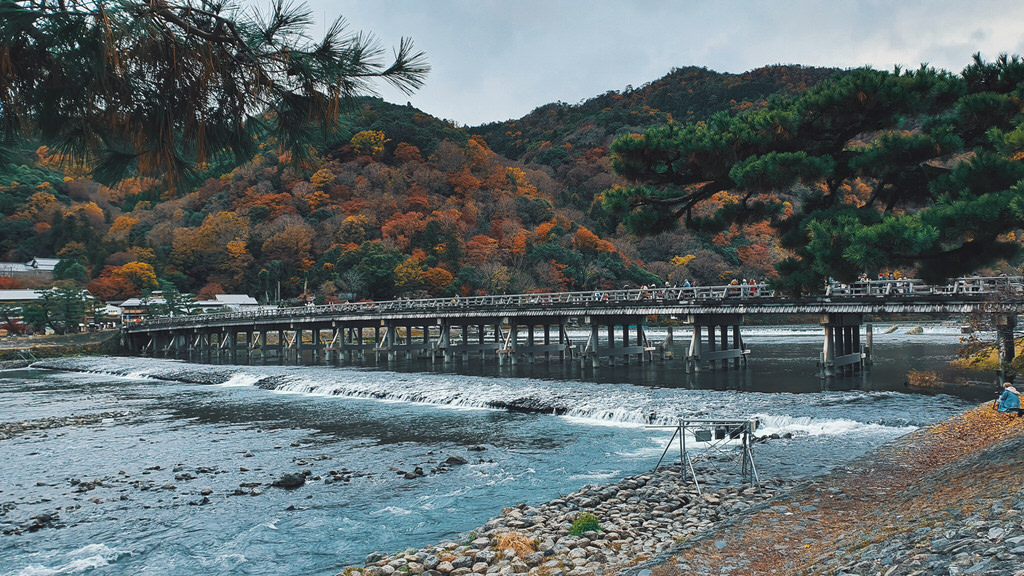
(997, 382), (1023, 416)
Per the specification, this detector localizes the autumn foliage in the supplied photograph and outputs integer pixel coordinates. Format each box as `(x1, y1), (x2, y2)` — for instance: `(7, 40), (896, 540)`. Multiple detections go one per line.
(0, 66), (867, 304)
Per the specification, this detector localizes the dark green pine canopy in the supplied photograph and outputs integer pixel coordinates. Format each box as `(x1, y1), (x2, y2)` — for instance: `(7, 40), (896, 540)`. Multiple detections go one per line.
(0, 0), (429, 187)
(604, 55), (1024, 291)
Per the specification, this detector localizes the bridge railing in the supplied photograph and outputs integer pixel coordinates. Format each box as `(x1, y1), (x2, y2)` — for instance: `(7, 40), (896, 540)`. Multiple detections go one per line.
(826, 276), (1024, 297)
(132, 283), (778, 328)
(129, 276), (1024, 329)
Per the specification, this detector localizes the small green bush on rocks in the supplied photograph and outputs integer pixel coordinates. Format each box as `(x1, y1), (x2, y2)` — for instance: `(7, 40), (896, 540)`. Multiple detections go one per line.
(568, 512), (601, 536)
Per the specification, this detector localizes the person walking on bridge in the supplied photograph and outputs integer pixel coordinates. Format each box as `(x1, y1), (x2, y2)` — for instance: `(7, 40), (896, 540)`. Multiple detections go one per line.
(997, 382), (1023, 416)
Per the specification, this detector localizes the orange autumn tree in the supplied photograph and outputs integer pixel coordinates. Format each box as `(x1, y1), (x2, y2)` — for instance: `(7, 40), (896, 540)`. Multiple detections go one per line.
(422, 267), (454, 295)
(86, 262), (155, 299)
(171, 212), (250, 288)
(381, 212), (427, 250)
(464, 235), (499, 265)
(86, 272), (137, 301)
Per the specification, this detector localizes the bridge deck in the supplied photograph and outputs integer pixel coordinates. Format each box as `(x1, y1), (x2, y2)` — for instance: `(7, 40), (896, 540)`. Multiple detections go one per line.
(125, 277), (1024, 334)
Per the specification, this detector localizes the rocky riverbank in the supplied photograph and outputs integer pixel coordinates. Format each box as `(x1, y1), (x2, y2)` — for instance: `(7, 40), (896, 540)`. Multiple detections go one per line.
(341, 404), (1024, 576)
(341, 467), (788, 576)
(630, 404), (1024, 576)
(0, 330), (121, 362)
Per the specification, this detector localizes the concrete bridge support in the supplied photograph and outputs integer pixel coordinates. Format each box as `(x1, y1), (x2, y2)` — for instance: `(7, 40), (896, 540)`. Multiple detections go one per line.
(686, 314), (747, 373)
(820, 313), (866, 378)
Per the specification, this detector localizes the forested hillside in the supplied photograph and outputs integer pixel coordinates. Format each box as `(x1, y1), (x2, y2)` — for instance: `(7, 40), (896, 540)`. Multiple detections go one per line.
(5, 56), (1022, 305)
(0, 64), (837, 303)
(605, 54), (1024, 291)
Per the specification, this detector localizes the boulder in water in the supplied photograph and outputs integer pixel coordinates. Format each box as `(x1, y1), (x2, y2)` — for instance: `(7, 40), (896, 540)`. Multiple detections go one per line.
(272, 473), (306, 489)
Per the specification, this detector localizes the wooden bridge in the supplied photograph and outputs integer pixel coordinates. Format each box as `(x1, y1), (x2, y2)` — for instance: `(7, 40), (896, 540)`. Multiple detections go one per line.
(122, 276), (1024, 378)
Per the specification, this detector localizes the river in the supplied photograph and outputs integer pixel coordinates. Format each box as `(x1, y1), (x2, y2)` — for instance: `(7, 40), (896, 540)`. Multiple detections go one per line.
(0, 322), (993, 576)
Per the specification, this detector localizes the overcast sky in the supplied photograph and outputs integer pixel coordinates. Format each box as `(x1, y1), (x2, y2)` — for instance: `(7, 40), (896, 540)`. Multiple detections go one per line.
(302, 1), (1024, 126)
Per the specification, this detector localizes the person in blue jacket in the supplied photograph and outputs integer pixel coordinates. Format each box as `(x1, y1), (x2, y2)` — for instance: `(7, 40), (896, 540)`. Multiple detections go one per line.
(997, 382), (1023, 416)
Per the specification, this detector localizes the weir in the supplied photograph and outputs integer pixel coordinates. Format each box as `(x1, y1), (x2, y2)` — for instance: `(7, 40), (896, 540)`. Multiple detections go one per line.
(123, 277), (1024, 378)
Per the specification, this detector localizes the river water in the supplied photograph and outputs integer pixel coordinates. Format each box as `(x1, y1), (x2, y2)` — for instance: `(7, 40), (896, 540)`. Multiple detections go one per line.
(0, 323), (993, 576)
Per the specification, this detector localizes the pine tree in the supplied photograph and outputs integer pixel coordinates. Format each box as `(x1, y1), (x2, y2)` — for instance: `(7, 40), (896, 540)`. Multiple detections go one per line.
(0, 0), (428, 186)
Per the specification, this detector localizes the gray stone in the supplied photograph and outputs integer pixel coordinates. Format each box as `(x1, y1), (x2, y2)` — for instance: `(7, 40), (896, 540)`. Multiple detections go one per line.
(523, 552), (544, 566)
(271, 473), (305, 489)
(475, 549), (497, 564)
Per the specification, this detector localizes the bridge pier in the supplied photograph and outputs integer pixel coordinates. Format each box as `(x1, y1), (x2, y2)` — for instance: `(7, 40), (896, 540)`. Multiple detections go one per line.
(662, 327), (674, 361)
(435, 319), (502, 364)
(503, 318), (575, 364)
(582, 316), (646, 367)
(686, 314), (747, 373)
(820, 313), (866, 378)
(995, 313), (1017, 380)
(383, 324), (395, 362)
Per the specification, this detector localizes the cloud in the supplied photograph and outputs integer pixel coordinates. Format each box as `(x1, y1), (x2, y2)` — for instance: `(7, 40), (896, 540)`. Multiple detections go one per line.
(309, 0), (1024, 125)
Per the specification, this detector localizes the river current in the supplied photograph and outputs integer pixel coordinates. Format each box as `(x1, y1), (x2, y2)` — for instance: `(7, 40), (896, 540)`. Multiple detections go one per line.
(0, 323), (993, 576)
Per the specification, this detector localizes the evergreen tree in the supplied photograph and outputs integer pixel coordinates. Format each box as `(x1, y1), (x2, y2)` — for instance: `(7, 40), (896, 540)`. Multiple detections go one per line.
(0, 0), (428, 185)
(604, 56), (1024, 292)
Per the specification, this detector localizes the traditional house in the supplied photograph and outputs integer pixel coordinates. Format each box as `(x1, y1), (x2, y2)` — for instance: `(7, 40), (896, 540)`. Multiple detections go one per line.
(0, 257), (61, 286)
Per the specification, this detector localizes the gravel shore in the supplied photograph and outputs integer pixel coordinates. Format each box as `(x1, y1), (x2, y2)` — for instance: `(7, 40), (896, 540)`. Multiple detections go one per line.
(344, 404), (1024, 576)
(344, 467), (786, 576)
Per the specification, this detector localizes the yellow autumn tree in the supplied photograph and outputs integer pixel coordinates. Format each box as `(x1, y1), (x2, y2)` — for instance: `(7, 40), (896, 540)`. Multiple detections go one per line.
(112, 261), (158, 292)
(671, 254), (697, 267)
(394, 257), (424, 292)
(225, 239), (254, 285)
(350, 130), (389, 159)
(309, 168), (335, 188)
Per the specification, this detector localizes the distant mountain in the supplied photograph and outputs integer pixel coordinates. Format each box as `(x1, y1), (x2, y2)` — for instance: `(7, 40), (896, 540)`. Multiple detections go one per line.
(471, 65), (838, 158)
(469, 64), (839, 212)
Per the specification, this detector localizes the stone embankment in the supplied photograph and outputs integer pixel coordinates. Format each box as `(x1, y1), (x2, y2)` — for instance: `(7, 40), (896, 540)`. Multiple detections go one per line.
(344, 405), (1024, 576)
(630, 405), (1024, 576)
(344, 468), (784, 576)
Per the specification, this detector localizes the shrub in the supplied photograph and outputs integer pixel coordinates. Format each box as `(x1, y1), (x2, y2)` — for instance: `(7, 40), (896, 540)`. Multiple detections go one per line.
(568, 512), (601, 536)
(906, 369), (938, 388)
(495, 531), (538, 558)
